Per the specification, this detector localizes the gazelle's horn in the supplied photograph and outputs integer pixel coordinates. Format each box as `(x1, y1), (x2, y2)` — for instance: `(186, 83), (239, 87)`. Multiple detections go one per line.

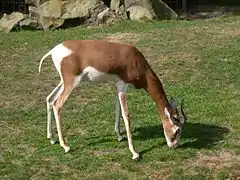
(180, 99), (187, 123)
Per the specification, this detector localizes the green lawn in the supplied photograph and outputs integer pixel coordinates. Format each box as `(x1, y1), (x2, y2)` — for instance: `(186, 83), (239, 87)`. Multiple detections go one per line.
(1, 15), (240, 180)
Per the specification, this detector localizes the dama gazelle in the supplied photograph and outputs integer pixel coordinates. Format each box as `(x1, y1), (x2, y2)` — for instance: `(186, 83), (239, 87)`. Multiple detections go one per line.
(38, 40), (187, 160)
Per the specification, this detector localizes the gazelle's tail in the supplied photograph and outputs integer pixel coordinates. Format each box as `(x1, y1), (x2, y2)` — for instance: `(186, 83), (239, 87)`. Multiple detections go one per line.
(38, 50), (52, 73)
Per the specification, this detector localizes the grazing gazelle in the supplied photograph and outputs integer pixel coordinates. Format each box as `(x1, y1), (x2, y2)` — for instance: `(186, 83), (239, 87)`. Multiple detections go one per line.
(38, 40), (187, 160)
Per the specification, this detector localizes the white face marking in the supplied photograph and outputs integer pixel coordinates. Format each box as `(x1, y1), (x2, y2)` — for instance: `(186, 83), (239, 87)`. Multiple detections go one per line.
(51, 43), (73, 76)
(164, 107), (174, 125)
(82, 66), (120, 83)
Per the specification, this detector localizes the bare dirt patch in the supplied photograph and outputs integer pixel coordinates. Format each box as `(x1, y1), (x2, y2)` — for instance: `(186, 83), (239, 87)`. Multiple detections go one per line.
(193, 151), (240, 179)
(195, 151), (240, 169)
(104, 32), (140, 44)
(0, 121), (21, 137)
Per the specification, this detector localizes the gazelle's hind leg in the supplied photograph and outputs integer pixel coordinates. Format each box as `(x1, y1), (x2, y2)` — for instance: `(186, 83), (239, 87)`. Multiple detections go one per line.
(46, 82), (63, 144)
(114, 90), (124, 142)
(116, 81), (140, 160)
(52, 75), (83, 153)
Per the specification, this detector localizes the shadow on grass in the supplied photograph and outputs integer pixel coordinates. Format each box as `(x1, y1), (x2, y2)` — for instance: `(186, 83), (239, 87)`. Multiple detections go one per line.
(134, 122), (230, 149)
(76, 122), (229, 154)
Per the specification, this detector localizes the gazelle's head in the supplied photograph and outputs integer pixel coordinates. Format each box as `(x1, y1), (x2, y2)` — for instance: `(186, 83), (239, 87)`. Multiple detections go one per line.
(162, 98), (187, 148)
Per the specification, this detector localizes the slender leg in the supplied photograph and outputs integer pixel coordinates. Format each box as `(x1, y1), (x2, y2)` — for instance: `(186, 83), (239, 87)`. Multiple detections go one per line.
(46, 82), (63, 144)
(117, 82), (140, 160)
(115, 90), (123, 142)
(52, 84), (73, 153)
(52, 75), (82, 153)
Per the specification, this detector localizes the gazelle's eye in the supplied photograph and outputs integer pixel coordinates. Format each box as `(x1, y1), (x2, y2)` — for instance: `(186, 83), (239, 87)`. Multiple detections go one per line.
(172, 117), (180, 125)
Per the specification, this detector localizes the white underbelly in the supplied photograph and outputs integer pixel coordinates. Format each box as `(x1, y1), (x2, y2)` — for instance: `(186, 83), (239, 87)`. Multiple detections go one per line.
(81, 66), (120, 83)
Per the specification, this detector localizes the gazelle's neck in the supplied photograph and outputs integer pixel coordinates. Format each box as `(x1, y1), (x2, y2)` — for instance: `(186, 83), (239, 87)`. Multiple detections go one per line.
(144, 69), (172, 119)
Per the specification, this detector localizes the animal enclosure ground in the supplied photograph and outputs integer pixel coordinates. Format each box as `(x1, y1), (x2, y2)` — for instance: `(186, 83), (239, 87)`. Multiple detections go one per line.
(0, 15), (240, 179)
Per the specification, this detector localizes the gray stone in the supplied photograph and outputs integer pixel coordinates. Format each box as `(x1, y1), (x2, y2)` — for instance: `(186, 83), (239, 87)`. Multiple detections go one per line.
(62, 0), (103, 19)
(0, 12), (25, 32)
(110, 0), (121, 11)
(125, 0), (178, 21)
(19, 6), (40, 29)
(38, 0), (62, 18)
(97, 8), (110, 20)
(151, 0), (178, 20)
(37, 0), (64, 30)
(127, 4), (154, 21)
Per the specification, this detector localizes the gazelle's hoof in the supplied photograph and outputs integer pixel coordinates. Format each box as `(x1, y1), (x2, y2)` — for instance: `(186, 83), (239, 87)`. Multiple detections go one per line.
(117, 136), (124, 142)
(48, 137), (57, 145)
(63, 146), (70, 153)
(132, 153), (140, 161)
(134, 156), (140, 161)
(50, 139), (56, 145)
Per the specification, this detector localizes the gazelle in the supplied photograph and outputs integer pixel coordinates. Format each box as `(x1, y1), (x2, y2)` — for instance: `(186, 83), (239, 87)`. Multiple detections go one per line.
(38, 40), (187, 160)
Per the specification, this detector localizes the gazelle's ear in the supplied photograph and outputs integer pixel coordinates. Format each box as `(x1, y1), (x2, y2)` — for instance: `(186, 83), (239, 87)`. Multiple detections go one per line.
(164, 107), (170, 118)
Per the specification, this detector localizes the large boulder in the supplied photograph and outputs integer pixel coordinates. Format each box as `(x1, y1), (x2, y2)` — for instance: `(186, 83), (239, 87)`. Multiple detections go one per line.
(38, 0), (64, 30)
(62, 0), (104, 19)
(151, 0), (178, 20)
(0, 12), (25, 32)
(127, 2), (154, 21)
(125, 0), (178, 21)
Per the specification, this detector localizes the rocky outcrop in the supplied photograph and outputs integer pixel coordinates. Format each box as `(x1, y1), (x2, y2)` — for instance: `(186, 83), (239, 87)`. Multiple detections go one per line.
(0, 12), (25, 32)
(0, 0), (178, 32)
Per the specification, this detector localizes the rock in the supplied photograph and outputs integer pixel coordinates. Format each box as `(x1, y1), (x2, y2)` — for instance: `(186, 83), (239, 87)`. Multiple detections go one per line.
(62, 0), (103, 19)
(82, 1), (109, 26)
(39, 16), (64, 30)
(110, 0), (121, 11)
(0, 12), (25, 32)
(19, 17), (39, 29)
(116, 5), (127, 18)
(97, 8), (117, 25)
(28, 6), (39, 17)
(151, 0), (178, 20)
(127, 4), (154, 21)
(125, 0), (178, 21)
(97, 8), (110, 20)
(37, 0), (64, 30)
(19, 6), (40, 29)
(38, 0), (62, 18)
(125, 0), (156, 21)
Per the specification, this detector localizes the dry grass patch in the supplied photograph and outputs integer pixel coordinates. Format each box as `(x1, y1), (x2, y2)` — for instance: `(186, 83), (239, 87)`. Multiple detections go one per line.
(140, 165), (171, 180)
(104, 32), (140, 44)
(195, 151), (240, 170)
(0, 121), (21, 137)
(184, 151), (240, 179)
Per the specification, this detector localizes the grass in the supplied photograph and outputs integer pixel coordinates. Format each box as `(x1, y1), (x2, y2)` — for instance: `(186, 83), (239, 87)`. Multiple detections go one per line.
(1, 15), (240, 179)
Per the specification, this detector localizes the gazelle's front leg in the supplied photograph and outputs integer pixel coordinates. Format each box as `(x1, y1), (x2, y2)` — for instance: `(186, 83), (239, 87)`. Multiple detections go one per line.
(117, 82), (140, 160)
(115, 91), (123, 142)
